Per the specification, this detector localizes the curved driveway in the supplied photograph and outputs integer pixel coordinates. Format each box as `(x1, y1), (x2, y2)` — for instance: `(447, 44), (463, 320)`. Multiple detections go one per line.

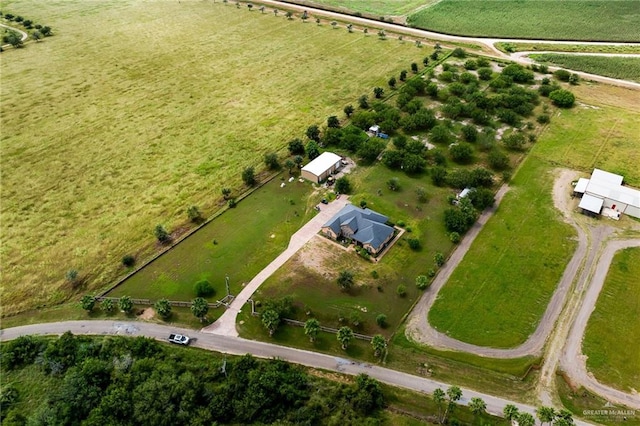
(0, 23), (29, 47)
(0, 320), (595, 425)
(256, 0), (640, 90)
(560, 239), (640, 409)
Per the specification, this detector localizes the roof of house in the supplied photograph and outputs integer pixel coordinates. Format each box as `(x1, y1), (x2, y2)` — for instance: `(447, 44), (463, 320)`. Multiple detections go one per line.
(579, 193), (604, 214)
(301, 152), (342, 176)
(323, 204), (394, 250)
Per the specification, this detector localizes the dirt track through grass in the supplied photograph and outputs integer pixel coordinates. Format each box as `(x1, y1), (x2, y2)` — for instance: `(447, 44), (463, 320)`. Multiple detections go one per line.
(0, 0), (430, 315)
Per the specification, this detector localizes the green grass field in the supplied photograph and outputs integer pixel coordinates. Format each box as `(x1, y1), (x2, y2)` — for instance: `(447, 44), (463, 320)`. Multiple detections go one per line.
(0, 0), (431, 316)
(531, 54), (640, 83)
(428, 156), (577, 348)
(109, 176), (314, 301)
(295, 0), (436, 16)
(408, 1), (640, 42)
(582, 247), (640, 393)
(428, 84), (640, 348)
(496, 42), (640, 55)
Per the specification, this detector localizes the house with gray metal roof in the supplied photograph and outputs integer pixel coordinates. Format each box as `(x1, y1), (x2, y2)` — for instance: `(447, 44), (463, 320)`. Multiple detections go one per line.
(321, 204), (395, 255)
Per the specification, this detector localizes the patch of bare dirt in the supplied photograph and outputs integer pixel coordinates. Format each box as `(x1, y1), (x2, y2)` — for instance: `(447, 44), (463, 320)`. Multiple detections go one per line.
(138, 308), (155, 320)
(295, 236), (354, 281)
(552, 168), (581, 219)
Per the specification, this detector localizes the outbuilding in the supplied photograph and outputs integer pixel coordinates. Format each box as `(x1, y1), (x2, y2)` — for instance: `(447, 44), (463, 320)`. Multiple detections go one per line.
(574, 169), (640, 219)
(301, 152), (342, 183)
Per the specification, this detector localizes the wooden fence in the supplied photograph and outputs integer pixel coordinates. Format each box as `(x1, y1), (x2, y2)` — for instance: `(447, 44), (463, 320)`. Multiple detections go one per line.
(95, 296), (225, 309)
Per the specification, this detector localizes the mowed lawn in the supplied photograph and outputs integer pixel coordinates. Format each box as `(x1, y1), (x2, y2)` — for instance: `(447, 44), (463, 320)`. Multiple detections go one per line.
(429, 157), (577, 348)
(408, 0), (640, 42)
(0, 0), (430, 315)
(582, 247), (640, 393)
(531, 54), (640, 83)
(109, 177), (314, 302)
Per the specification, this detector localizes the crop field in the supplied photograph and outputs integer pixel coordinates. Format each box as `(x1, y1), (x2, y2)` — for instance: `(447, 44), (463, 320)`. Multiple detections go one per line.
(496, 42), (640, 55)
(582, 247), (640, 393)
(295, 0), (436, 16)
(407, 0), (640, 42)
(531, 54), (640, 83)
(0, 0), (431, 316)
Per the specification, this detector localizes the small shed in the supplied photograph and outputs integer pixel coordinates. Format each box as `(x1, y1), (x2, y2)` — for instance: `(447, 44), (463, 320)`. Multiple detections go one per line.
(301, 152), (342, 183)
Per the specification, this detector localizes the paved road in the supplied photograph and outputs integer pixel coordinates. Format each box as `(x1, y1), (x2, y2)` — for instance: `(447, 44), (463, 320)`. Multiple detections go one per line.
(560, 239), (640, 409)
(0, 23), (29, 48)
(255, 0), (640, 90)
(203, 196), (350, 336)
(0, 320), (595, 425)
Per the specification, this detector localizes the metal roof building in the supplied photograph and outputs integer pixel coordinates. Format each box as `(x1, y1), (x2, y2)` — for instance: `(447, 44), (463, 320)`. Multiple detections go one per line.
(301, 152), (342, 183)
(575, 169), (640, 218)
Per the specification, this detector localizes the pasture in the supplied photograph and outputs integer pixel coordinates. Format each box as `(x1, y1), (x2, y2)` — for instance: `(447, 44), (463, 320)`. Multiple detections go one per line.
(407, 0), (640, 42)
(531, 54), (640, 83)
(0, 0), (430, 316)
(582, 247), (640, 393)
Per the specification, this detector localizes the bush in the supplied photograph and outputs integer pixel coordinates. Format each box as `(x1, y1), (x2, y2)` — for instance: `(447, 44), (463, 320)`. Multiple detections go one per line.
(396, 284), (407, 297)
(434, 252), (445, 267)
(194, 279), (215, 297)
(415, 275), (429, 290)
(452, 48), (466, 58)
(463, 59), (477, 70)
(477, 67), (493, 81)
(337, 270), (354, 291)
(449, 232), (461, 244)
(122, 255), (135, 267)
(461, 125), (478, 142)
(431, 166), (447, 187)
(154, 224), (170, 243)
(449, 143), (473, 164)
(187, 205), (202, 222)
(376, 314), (387, 328)
(242, 166), (256, 186)
(154, 299), (172, 319)
(503, 133), (527, 151)
(554, 69), (571, 82)
(101, 298), (114, 313)
(407, 238), (421, 250)
(488, 149), (509, 171)
(387, 177), (400, 191)
(335, 176), (352, 194)
(288, 138), (305, 155)
(537, 114), (550, 124)
(264, 152), (280, 170)
(549, 89), (575, 108)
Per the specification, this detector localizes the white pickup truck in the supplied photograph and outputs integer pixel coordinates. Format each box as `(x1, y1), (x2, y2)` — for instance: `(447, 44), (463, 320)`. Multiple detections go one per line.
(168, 334), (190, 346)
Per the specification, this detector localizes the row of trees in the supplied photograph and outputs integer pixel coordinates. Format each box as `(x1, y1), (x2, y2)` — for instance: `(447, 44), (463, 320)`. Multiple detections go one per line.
(503, 403), (576, 426)
(1, 11), (53, 49)
(80, 295), (213, 322)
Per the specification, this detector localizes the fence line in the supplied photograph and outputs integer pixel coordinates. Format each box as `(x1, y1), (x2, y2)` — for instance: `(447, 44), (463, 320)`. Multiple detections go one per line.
(95, 296), (224, 309)
(281, 318), (373, 341)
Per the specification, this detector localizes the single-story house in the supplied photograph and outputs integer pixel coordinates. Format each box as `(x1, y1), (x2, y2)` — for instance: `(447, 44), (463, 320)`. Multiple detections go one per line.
(301, 152), (342, 183)
(321, 204), (395, 255)
(574, 169), (640, 219)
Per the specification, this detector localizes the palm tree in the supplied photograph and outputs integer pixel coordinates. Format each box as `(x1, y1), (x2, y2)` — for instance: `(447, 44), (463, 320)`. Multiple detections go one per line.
(537, 406), (556, 426)
(469, 397), (486, 420)
(337, 270), (354, 291)
(191, 297), (209, 322)
(503, 404), (519, 421)
(432, 388), (446, 424)
(304, 318), (320, 342)
(518, 412), (536, 426)
(337, 326), (353, 349)
(261, 309), (280, 336)
(443, 386), (462, 423)
(371, 335), (387, 358)
(154, 299), (172, 319)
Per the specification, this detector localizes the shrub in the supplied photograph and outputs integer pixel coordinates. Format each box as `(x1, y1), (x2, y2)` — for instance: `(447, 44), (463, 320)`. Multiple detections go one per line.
(335, 176), (352, 194)
(407, 238), (421, 250)
(387, 177), (400, 191)
(81, 295), (96, 313)
(101, 298), (114, 313)
(119, 296), (133, 313)
(228, 198), (237, 208)
(396, 284), (407, 297)
(264, 152), (280, 170)
(477, 67), (493, 81)
(549, 89), (575, 108)
(427, 268), (436, 278)
(434, 252), (445, 267)
(376, 314), (388, 328)
(461, 125), (478, 143)
(187, 205), (202, 222)
(503, 133), (527, 151)
(463, 59), (477, 70)
(242, 166), (256, 186)
(122, 254), (135, 267)
(66, 269), (79, 283)
(449, 143), (473, 164)
(450, 232), (461, 244)
(416, 275), (430, 290)
(537, 114), (550, 124)
(554, 69), (571, 82)
(452, 48), (466, 58)
(194, 279), (215, 297)
(488, 149), (509, 171)
(154, 299), (172, 319)
(154, 224), (170, 243)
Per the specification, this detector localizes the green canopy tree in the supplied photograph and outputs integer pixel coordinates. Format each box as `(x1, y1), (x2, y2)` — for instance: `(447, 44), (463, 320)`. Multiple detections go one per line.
(119, 296), (133, 314)
(337, 270), (354, 291)
(537, 406), (556, 425)
(469, 397), (486, 419)
(518, 412), (536, 426)
(81, 295), (96, 313)
(503, 404), (519, 421)
(154, 299), (172, 319)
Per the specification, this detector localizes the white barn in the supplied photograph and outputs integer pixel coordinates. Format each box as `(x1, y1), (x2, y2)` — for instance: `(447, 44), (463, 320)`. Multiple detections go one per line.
(301, 152), (342, 183)
(574, 169), (640, 219)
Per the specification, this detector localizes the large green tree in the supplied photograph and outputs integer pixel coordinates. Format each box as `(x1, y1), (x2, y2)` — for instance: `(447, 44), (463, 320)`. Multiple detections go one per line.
(337, 326), (354, 350)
